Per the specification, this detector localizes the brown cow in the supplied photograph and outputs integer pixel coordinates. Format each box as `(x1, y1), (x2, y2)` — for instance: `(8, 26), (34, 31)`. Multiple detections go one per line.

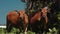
(6, 10), (29, 34)
(28, 6), (49, 34)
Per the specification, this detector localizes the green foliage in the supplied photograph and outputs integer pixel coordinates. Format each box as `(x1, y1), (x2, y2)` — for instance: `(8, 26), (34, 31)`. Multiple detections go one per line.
(57, 12), (60, 20)
(0, 28), (36, 34)
(0, 27), (59, 34)
(46, 27), (58, 34)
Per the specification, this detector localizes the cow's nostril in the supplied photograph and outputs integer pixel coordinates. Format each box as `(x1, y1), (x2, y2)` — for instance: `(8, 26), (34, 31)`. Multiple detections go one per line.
(20, 17), (22, 20)
(19, 17), (23, 24)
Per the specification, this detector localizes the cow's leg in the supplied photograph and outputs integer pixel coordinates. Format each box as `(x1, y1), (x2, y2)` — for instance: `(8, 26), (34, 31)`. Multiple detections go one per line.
(6, 21), (12, 32)
(44, 16), (48, 32)
(19, 26), (22, 32)
(23, 15), (29, 34)
(45, 16), (48, 24)
(23, 24), (28, 34)
(42, 13), (48, 33)
(19, 26), (22, 34)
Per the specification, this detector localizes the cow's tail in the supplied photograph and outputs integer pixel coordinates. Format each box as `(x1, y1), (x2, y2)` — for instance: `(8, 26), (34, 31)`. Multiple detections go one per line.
(6, 15), (9, 32)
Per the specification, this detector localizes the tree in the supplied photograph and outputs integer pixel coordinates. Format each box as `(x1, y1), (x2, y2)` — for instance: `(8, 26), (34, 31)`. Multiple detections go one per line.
(21, 0), (60, 33)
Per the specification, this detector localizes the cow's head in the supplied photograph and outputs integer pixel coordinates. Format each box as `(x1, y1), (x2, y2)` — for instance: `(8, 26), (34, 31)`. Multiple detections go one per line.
(19, 10), (25, 19)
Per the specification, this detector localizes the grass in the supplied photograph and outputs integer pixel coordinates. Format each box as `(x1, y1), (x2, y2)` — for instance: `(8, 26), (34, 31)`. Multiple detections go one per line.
(0, 28), (36, 34)
(0, 27), (59, 34)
